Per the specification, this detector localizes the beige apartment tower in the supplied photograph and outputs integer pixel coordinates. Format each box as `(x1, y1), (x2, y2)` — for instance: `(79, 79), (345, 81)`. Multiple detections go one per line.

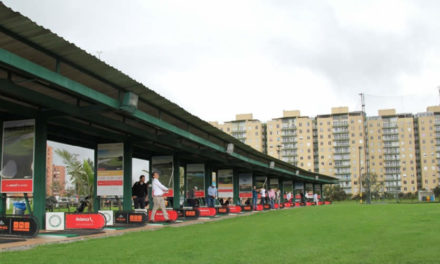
(367, 109), (417, 193)
(316, 107), (365, 194)
(210, 106), (440, 195)
(415, 106), (440, 191)
(210, 114), (266, 153)
(267, 110), (315, 172)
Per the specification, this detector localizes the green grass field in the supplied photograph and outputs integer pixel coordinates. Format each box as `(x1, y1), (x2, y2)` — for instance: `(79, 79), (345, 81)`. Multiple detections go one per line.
(2, 202), (440, 264)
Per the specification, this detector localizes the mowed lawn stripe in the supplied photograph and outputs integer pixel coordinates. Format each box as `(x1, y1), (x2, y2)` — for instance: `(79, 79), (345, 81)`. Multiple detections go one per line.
(1, 203), (440, 264)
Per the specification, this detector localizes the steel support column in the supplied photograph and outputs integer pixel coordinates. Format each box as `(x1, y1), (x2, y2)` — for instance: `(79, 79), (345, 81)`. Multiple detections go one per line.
(233, 169), (239, 205)
(123, 142), (133, 211)
(34, 116), (47, 229)
(0, 120), (5, 215)
(172, 156), (181, 210)
(93, 145), (100, 212)
(204, 164), (212, 202)
(279, 178), (284, 203)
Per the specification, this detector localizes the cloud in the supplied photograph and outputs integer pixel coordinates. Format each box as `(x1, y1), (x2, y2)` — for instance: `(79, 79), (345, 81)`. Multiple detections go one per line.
(3, 0), (440, 121)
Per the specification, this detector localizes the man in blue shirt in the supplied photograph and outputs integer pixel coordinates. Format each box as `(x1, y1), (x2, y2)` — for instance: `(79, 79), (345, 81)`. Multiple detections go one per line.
(252, 186), (258, 210)
(207, 184), (217, 207)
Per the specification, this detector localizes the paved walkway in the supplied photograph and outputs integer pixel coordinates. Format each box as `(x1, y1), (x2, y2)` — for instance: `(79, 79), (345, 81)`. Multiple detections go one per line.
(0, 210), (263, 252)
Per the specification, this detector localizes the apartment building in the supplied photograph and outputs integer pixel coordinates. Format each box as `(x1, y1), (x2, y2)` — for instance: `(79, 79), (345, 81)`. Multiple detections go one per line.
(415, 106), (440, 191)
(210, 114), (266, 153)
(211, 106), (440, 195)
(367, 109), (417, 193)
(316, 107), (365, 194)
(267, 110), (315, 172)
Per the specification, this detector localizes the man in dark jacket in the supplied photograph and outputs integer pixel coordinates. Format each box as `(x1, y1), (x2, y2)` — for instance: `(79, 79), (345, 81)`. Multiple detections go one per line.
(132, 175), (148, 209)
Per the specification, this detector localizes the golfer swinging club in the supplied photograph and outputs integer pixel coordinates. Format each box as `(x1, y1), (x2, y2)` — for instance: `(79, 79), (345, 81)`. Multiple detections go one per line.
(150, 171), (170, 222)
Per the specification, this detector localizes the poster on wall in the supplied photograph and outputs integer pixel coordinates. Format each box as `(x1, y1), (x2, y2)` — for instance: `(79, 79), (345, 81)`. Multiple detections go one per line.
(186, 164), (205, 198)
(151, 156), (174, 197)
(97, 143), (124, 196)
(1, 120), (35, 193)
(269, 178), (279, 190)
(239, 173), (252, 198)
(255, 176), (267, 189)
(218, 169), (233, 198)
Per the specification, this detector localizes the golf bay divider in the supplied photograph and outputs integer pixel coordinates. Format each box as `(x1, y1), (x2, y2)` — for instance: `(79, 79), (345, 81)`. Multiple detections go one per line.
(45, 212), (106, 231)
(46, 212), (65, 231)
(98, 210), (114, 226)
(0, 215), (39, 237)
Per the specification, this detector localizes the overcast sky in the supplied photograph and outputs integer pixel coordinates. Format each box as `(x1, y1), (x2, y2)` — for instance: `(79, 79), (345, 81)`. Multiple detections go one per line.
(4, 0), (440, 123)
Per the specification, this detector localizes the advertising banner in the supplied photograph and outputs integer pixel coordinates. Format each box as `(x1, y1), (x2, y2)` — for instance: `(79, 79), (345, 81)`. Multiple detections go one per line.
(295, 182), (304, 190)
(46, 212), (65, 231)
(186, 164), (205, 198)
(65, 213), (106, 229)
(239, 173), (252, 198)
(255, 176), (267, 189)
(0, 216), (39, 237)
(97, 143), (124, 196)
(98, 210), (114, 226)
(217, 169), (233, 198)
(151, 156), (174, 197)
(269, 178), (279, 190)
(1, 120), (35, 193)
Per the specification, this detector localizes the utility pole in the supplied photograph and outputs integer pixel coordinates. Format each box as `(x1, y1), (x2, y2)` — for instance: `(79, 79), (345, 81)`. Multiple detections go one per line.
(438, 86), (440, 105)
(359, 93), (371, 204)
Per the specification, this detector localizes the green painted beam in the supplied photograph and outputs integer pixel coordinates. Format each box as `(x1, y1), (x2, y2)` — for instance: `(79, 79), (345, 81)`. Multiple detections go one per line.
(0, 49), (120, 108)
(0, 49), (337, 185)
(34, 116), (47, 229)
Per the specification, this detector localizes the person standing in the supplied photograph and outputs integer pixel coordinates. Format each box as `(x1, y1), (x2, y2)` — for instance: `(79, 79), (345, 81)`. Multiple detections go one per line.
(268, 188), (275, 209)
(150, 172), (170, 222)
(260, 187), (266, 205)
(276, 189), (281, 206)
(132, 175), (148, 209)
(207, 184), (217, 207)
(286, 192), (292, 203)
(252, 186), (258, 210)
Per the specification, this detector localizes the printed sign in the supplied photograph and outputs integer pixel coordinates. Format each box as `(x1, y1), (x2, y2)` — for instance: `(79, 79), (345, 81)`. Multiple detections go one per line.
(0, 216), (39, 237)
(186, 164), (205, 198)
(65, 213), (106, 229)
(148, 210), (178, 222)
(1, 120), (35, 193)
(128, 212), (147, 225)
(115, 212), (128, 224)
(218, 169), (233, 198)
(239, 173), (252, 198)
(98, 210), (114, 226)
(241, 205), (253, 211)
(295, 182), (304, 190)
(196, 207), (216, 217)
(183, 209), (199, 219)
(46, 212), (65, 231)
(228, 205), (242, 213)
(151, 156), (174, 197)
(255, 176), (267, 189)
(217, 207), (229, 215)
(97, 143), (124, 196)
(269, 178), (279, 190)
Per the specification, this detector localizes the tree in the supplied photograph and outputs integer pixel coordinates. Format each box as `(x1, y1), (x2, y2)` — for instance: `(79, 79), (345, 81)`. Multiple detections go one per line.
(55, 149), (95, 211)
(361, 173), (384, 201)
(323, 184), (347, 201)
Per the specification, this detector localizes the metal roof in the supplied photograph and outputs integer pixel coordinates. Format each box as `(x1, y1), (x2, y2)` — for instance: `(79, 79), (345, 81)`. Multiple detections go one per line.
(0, 3), (337, 183)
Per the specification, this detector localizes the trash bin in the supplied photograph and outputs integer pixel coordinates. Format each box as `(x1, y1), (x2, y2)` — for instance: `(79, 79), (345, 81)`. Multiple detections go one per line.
(13, 202), (26, 215)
